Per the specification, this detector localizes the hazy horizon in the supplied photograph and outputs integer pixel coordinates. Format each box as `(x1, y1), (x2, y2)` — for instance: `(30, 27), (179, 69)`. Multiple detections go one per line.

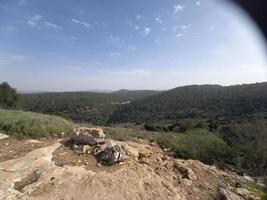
(16, 81), (266, 93)
(1, 0), (267, 91)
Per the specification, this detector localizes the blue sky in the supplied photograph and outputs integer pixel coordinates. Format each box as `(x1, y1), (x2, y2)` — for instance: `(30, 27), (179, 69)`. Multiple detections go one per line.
(0, 0), (267, 91)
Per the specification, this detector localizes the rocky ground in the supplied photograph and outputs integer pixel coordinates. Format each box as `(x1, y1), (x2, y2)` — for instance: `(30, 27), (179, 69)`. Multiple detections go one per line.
(0, 131), (265, 200)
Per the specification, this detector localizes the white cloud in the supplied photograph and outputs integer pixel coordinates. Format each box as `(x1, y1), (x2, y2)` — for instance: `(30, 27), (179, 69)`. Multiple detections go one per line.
(27, 15), (63, 30)
(110, 52), (121, 58)
(176, 33), (183, 38)
(134, 25), (140, 30)
(109, 35), (123, 44)
(27, 20), (36, 26)
(72, 18), (91, 28)
(196, 1), (201, 6)
(69, 36), (78, 41)
(128, 45), (136, 51)
(155, 16), (163, 24)
(174, 4), (185, 14)
(181, 24), (192, 30)
(125, 18), (140, 30)
(143, 27), (151, 36)
(136, 15), (146, 21)
(27, 14), (43, 27)
(44, 21), (63, 30)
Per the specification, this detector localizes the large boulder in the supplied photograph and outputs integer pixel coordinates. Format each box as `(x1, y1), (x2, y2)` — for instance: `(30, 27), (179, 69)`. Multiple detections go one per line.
(95, 144), (126, 165)
(70, 127), (105, 146)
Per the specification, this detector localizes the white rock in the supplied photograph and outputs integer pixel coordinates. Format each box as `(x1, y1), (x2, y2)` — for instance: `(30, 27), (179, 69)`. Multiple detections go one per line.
(0, 133), (9, 140)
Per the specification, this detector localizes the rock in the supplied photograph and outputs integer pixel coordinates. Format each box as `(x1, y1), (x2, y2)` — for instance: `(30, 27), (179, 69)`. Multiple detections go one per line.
(167, 151), (176, 157)
(163, 148), (171, 152)
(192, 187), (200, 192)
(256, 182), (266, 190)
(173, 161), (197, 181)
(121, 144), (139, 159)
(236, 188), (251, 199)
(150, 141), (157, 146)
(13, 169), (42, 192)
(138, 151), (152, 159)
(77, 127), (105, 139)
(82, 145), (91, 154)
(0, 133), (9, 140)
(243, 175), (254, 182)
(182, 179), (193, 186)
(61, 132), (65, 138)
(26, 139), (41, 144)
(95, 144), (126, 165)
(217, 187), (243, 200)
(71, 127), (105, 146)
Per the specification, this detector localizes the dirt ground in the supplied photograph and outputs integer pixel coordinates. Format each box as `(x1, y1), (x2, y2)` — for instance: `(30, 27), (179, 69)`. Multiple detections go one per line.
(0, 137), (55, 162)
(52, 142), (121, 173)
(0, 136), (261, 200)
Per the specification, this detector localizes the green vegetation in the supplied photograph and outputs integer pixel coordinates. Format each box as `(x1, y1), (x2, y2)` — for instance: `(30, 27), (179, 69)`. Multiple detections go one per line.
(144, 119), (208, 133)
(2, 82), (267, 176)
(245, 180), (267, 200)
(163, 129), (229, 164)
(0, 109), (73, 138)
(0, 82), (20, 109)
(105, 125), (228, 165)
(21, 90), (158, 125)
(109, 83), (267, 123)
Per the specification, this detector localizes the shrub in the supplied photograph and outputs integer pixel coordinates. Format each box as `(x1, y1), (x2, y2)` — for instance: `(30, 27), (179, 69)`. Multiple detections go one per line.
(0, 82), (20, 109)
(144, 123), (171, 132)
(168, 129), (229, 164)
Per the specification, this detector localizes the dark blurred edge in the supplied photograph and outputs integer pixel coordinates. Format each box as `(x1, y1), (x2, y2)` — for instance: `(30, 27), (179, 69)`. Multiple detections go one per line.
(232, 0), (267, 42)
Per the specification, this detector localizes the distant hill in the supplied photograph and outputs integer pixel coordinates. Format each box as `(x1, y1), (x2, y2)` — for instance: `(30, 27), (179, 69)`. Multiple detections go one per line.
(109, 82), (267, 123)
(21, 90), (160, 124)
(111, 89), (160, 101)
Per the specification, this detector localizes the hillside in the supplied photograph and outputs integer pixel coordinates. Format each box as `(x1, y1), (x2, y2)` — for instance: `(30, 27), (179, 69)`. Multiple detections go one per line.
(0, 109), (73, 138)
(21, 90), (159, 124)
(109, 82), (267, 123)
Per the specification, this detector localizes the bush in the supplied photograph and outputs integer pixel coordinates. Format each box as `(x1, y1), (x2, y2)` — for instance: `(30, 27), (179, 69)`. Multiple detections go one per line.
(0, 109), (74, 138)
(178, 119), (208, 132)
(166, 129), (229, 164)
(144, 123), (171, 132)
(0, 82), (20, 109)
(219, 121), (267, 175)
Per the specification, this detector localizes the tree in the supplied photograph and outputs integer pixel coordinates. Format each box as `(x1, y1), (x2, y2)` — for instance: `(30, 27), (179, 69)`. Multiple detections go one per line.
(0, 82), (20, 109)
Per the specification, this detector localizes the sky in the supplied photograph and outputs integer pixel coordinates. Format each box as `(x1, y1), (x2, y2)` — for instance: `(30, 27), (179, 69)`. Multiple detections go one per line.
(0, 0), (267, 91)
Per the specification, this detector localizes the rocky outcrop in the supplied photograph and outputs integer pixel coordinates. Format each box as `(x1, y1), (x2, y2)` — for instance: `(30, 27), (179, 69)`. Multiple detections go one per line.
(70, 127), (105, 145)
(0, 128), (264, 200)
(95, 144), (126, 165)
(70, 127), (127, 166)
